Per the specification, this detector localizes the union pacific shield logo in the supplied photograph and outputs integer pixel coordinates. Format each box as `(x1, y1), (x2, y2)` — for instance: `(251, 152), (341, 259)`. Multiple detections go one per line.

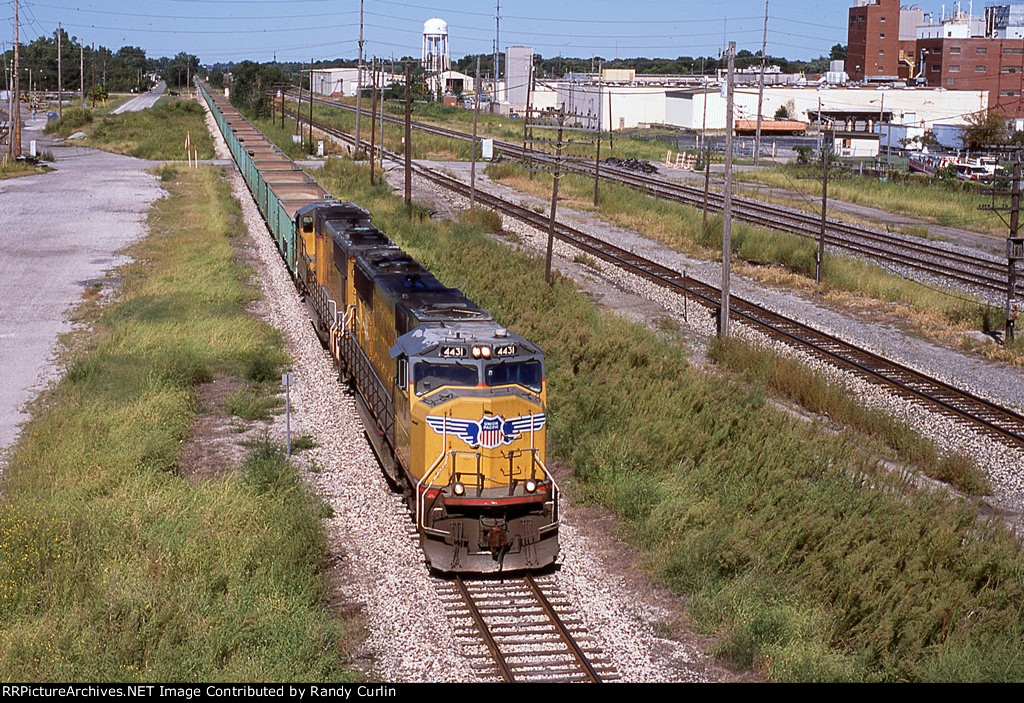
(425, 413), (546, 450)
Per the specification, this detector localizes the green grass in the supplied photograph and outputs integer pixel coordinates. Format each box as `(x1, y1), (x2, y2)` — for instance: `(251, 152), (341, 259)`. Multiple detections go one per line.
(736, 164), (1007, 237)
(225, 384), (284, 421)
(83, 100), (215, 160)
(0, 167), (357, 681)
(46, 100), (215, 160)
(0, 159), (48, 180)
(486, 162), (1005, 344)
(709, 337), (990, 496)
(311, 155), (1024, 682)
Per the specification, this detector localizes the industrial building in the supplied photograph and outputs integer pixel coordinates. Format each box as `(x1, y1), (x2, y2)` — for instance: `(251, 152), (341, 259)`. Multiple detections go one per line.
(848, 0), (1024, 115)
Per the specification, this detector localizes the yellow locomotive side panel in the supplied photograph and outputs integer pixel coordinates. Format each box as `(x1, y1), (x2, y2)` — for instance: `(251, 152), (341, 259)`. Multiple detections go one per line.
(409, 388), (547, 489)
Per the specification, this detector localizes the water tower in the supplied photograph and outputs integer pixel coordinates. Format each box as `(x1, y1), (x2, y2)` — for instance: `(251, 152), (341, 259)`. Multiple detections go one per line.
(422, 18), (450, 98)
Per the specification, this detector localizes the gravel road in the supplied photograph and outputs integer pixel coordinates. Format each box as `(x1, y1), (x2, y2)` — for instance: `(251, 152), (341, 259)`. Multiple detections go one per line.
(0, 110), (163, 464)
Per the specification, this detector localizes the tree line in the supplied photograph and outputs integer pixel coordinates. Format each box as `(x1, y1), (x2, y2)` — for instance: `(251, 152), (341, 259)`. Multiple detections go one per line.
(2, 29), (200, 94)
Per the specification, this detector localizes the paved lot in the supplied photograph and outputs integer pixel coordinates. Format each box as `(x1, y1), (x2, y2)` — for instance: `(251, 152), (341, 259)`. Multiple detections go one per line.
(111, 81), (166, 115)
(0, 112), (164, 460)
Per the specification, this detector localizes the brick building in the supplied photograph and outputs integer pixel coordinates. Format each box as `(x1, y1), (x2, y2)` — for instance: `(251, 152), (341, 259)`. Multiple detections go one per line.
(848, 1), (1024, 117)
(848, 0), (901, 81)
(917, 37), (1024, 116)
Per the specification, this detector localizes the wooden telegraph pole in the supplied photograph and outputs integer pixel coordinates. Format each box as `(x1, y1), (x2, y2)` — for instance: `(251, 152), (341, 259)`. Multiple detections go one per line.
(470, 56), (482, 209)
(754, 0), (769, 166)
(355, 0), (365, 154)
(404, 61), (412, 208)
(817, 146), (829, 284)
(720, 41), (736, 338)
(57, 24), (62, 123)
(594, 80), (602, 205)
(307, 59), (314, 154)
(12, 0), (20, 157)
(544, 106), (566, 286)
(370, 58), (377, 185)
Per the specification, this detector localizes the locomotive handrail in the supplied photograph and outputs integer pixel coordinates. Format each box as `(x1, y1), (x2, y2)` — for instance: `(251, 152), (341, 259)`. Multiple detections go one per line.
(416, 441), (450, 537)
(533, 453), (560, 531)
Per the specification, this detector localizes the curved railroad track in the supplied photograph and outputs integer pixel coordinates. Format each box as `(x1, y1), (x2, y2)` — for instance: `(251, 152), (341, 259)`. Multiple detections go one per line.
(284, 91), (1010, 296)
(434, 575), (611, 682)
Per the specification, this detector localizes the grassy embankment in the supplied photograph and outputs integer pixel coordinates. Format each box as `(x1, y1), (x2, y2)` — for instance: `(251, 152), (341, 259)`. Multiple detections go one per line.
(735, 163), (1007, 237)
(44, 100), (214, 160)
(0, 159), (48, 180)
(0, 166), (357, 680)
(485, 161), (1023, 361)
(312, 155), (1024, 682)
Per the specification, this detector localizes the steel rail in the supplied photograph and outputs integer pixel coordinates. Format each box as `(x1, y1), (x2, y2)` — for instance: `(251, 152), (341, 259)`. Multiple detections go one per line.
(285, 91), (1009, 295)
(291, 103), (1024, 448)
(454, 577), (515, 683)
(523, 575), (602, 683)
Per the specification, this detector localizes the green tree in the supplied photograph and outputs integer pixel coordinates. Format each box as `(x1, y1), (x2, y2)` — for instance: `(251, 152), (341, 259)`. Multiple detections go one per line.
(962, 109), (1011, 150)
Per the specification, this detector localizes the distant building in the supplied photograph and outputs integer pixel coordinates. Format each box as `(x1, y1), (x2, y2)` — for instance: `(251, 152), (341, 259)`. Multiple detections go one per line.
(847, 0), (901, 81)
(848, 1), (1024, 117)
(506, 46), (534, 109)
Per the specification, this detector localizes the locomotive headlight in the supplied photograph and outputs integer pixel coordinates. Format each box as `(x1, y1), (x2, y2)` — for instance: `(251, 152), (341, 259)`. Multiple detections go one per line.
(525, 479), (538, 493)
(471, 346), (482, 358)
(480, 345), (492, 358)
(453, 481), (466, 496)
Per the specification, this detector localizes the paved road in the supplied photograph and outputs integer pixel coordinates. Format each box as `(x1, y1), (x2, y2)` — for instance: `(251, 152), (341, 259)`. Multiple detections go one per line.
(111, 81), (167, 115)
(0, 109), (164, 460)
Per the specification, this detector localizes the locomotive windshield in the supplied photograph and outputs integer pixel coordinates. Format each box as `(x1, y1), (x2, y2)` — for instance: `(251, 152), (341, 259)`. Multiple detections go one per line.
(414, 362), (479, 396)
(485, 360), (543, 392)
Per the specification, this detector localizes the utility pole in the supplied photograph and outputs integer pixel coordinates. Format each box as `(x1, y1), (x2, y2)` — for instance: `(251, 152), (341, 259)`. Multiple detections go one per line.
(404, 61), (412, 208)
(703, 145), (711, 232)
(544, 106), (565, 286)
(355, 0), (365, 155)
(295, 66), (302, 135)
(980, 159), (1023, 341)
(1011, 161), (1020, 341)
(817, 147), (829, 284)
(470, 56), (481, 209)
(80, 45), (84, 108)
(524, 62), (534, 180)
(754, 0), (769, 166)
(280, 84), (285, 130)
(90, 43), (95, 109)
(12, 0), (20, 157)
(720, 41), (736, 338)
(494, 0), (501, 104)
(594, 81), (602, 206)
(57, 24), (62, 122)
(308, 59), (314, 154)
(370, 58), (377, 185)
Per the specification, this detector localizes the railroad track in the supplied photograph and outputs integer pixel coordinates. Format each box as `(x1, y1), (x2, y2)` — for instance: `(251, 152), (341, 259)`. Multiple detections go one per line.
(284, 91), (1011, 296)
(434, 575), (612, 682)
(289, 105), (1024, 448)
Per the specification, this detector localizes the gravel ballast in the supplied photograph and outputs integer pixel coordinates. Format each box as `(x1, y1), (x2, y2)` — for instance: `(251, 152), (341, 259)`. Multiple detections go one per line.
(202, 104), (716, 682)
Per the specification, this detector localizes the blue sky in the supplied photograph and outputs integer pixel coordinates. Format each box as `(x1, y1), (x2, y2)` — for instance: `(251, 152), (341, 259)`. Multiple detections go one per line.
(4, 1), (860, 63)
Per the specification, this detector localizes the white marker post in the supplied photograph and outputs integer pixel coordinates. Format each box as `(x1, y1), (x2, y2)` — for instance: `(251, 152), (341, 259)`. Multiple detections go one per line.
(282, 372), (294, 456)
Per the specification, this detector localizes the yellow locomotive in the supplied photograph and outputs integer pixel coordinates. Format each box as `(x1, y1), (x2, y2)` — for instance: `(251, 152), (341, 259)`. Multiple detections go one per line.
(295, 203), (559, 573)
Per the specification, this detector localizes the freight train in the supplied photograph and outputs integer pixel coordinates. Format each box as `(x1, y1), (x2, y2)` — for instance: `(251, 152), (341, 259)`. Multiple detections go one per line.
(198, 81), (559, 573)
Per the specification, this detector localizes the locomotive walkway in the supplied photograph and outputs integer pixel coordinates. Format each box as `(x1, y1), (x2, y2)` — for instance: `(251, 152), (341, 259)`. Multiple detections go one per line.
(0, 110), (163, 459)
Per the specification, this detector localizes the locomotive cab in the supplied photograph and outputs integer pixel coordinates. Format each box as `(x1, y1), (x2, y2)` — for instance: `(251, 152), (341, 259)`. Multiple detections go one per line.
(390, 324), (559, 573)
